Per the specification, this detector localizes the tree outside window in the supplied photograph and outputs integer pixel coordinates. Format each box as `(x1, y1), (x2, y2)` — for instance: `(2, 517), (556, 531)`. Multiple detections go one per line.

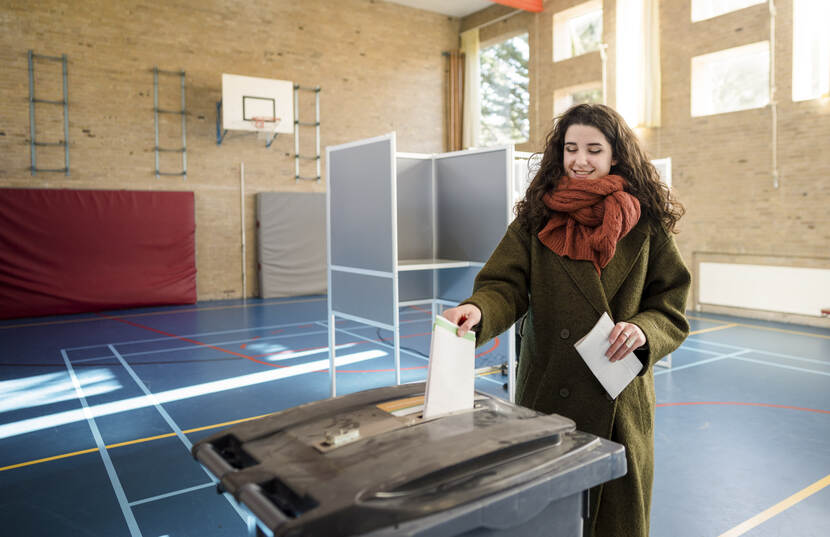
(479, 33), (529, 147)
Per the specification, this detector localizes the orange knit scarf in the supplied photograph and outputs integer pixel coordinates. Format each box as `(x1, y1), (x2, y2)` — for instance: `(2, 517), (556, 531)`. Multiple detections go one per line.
(537, 175), (641, 274)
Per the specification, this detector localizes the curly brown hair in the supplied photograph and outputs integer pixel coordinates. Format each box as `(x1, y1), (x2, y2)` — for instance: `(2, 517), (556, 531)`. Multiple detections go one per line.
(516, 103), (684, 233)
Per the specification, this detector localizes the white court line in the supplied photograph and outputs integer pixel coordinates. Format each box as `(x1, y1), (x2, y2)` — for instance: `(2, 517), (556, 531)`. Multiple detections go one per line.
(654, 350), (751, 376)
(318, 321), (505, 386)
(0, 350), (387, 440)
(66, 307), (430, 352)
(61, 349), (142, 537)
(730, 356), (830, 377)
(675, 345), (722, 356)
(685, 337), (830, 367)
(70, 317), (432, 364)
(129, 482), (215, 507)
(64, 320), (311, 351)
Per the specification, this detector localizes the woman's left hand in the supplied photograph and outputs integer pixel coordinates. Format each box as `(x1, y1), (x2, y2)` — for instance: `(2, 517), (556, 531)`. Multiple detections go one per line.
(606, 322), (646, 362)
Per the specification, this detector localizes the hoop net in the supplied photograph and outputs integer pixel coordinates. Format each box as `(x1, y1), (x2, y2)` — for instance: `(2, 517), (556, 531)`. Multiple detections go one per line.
(251, 117), (281, 140)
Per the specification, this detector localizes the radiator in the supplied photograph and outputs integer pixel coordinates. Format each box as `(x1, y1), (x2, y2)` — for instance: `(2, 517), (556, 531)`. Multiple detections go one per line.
(698, 262), (830, 317)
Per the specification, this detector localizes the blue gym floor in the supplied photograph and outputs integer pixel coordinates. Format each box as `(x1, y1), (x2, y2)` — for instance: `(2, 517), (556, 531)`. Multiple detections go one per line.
(1, 296), (828, 536)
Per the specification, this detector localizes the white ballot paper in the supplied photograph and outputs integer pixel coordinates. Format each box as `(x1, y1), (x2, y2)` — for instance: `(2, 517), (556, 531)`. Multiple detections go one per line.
(423, 314), (476, 419)
(574, 312), (643, 399)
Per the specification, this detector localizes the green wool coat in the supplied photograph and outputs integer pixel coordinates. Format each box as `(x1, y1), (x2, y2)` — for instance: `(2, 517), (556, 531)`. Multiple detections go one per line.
(464, 216), (691, 537)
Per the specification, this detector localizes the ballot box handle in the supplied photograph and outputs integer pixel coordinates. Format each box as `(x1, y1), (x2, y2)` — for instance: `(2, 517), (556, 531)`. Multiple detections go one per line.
(194, 443), (236, 478)
(238, 483), (290, 531)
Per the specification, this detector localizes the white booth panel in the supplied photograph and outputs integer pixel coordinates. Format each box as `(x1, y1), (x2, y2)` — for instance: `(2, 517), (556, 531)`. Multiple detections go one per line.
(435, 148), (511, 263)
(329, 137), (395, 272)
(331, 271), (396, 326)
(437, 267), (481, 304)
(396, 156), (434, 261)
(398, 271), (434, 303)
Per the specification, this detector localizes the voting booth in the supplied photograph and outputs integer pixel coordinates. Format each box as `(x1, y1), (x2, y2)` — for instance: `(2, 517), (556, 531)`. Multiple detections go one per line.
(193, 382), (627, 537)
(325, 133), (518, 400)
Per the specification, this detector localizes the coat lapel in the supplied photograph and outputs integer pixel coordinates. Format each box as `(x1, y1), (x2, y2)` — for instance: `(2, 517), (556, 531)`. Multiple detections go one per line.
(553, 221), (648, 316)
(555, 255), (608, 316)
(600, 223), (647, 301)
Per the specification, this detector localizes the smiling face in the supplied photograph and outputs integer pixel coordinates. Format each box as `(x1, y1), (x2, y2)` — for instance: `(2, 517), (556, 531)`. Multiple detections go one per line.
(563, 124), (617, 180)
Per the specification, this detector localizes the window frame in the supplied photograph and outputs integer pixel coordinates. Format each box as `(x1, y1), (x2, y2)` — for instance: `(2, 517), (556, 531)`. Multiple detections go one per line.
(690, 41), (770, 117)
(691, 0), (765, 22)
(552, 0), (603, 62)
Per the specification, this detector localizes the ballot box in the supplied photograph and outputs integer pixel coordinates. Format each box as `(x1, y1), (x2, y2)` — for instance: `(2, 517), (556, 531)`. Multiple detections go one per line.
(192, 382), (626, 537)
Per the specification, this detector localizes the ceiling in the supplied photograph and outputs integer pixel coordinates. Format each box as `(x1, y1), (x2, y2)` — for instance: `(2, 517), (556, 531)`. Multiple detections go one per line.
(384, 0), (494, 18)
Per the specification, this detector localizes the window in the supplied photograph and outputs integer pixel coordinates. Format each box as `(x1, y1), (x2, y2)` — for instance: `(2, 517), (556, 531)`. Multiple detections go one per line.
(553, 1), (602, 62)
(479, 33), (530, 146)
(691, 0), (764, 22)
(553, 82), (602, 116)
(792, 0), (830, 101)
(691, 42), (769, 117)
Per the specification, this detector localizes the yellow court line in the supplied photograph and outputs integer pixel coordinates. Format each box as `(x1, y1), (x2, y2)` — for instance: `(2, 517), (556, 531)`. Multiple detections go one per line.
(687, 315), (830, 340)
(689, 323), (738, 336)
(0, 297), (326, 330)
(718, 474), (830, 537)
(0, 411), (278, 473)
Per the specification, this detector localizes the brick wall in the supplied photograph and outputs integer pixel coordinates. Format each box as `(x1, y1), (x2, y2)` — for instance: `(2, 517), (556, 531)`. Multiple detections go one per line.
(0, 0), (459, 300)
(472, 0), (830, 325)
(3, 0), (828, 323)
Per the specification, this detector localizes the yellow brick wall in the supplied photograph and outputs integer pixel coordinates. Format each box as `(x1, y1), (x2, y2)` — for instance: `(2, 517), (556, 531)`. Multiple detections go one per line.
(0, 0), (459, 300)
(3, 1), (828, 322)
(473, 0), (830, 325)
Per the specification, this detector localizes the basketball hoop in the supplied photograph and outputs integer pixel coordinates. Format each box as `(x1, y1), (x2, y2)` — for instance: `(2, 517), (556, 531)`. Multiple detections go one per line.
(251, 116), (281, 141)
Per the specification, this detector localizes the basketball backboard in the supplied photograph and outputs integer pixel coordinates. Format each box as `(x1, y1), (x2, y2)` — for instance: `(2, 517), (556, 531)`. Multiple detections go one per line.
(221, 73), (294, 134)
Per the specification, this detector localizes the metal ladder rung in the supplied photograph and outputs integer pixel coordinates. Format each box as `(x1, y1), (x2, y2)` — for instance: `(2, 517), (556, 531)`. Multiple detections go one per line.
(153, 66), (187, 179)
(294, 84), (321, 183)
(31, 53), (64, 62)
(34, 141), (66, 147)
(155, 68), (185, 76)
(28, 50), (70, 176)
(30, 167), (68, 173)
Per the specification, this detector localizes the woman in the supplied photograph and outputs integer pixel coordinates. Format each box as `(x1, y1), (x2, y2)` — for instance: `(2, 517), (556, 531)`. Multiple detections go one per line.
(443, 103), (691, 537)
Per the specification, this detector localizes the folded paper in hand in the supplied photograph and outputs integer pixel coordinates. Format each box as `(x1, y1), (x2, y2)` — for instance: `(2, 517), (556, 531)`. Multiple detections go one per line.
(423, 315), (476, 419)
(574, 312), (643, 399)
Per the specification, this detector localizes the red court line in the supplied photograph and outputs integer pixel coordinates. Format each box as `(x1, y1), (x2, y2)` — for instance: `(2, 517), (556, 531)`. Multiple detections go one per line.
(97, 313), (438, 371)
(97, 313), (498, 375)
(476, 335), (500, 359)
(240, 336), (260, 349)
(1, 297), (325, 329)
(252, 331), (433, 360)
(95, 313), (288, 369)
(336, 337), (501, 373)
(656, 401), (830, 414)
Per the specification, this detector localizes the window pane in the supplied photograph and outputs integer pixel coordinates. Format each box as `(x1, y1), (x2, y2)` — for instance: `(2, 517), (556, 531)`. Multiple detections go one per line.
(691, 0), (764, 22)
(553, 1), (602, 62)
(569, 10), (602, 57)
(691, 42), (769, 116)
(792, 0), (830, 101)
(480, 34), (530, 146)
(553, 83), (602, 116)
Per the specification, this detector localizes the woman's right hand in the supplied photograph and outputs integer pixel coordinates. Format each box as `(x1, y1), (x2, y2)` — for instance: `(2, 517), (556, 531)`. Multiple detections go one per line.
(442, 304), (482, 338)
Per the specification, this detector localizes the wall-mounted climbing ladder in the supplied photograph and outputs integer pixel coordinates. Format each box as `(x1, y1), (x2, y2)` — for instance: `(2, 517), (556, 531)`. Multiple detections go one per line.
(153, 67), (187, 179)
(294, 85), (321, 183)
(28, 50), (69, 176)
